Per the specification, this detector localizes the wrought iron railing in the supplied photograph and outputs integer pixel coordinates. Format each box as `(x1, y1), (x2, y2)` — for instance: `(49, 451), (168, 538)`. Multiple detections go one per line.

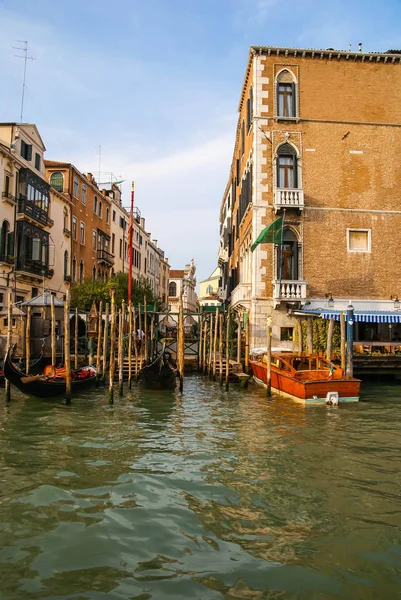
(17, 196), (50, 226)
(97, 249), (114, 265)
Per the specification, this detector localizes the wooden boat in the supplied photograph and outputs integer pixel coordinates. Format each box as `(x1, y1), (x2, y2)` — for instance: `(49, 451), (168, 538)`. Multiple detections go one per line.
(3, 347), (97, 398)
(137, 345), (177, 390)
(0, 352), (43, 386)
(249, 351), (361, 403)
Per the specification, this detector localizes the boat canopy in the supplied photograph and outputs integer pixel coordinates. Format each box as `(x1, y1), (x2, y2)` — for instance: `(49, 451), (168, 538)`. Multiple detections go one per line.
(298, 308), (401, 323)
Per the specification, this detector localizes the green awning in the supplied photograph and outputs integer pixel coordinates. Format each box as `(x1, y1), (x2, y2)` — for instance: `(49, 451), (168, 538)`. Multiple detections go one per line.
(251, 216), (283, 252)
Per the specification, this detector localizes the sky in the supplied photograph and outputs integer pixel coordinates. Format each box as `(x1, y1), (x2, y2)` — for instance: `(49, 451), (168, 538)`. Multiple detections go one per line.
(1, 0), (401, 284)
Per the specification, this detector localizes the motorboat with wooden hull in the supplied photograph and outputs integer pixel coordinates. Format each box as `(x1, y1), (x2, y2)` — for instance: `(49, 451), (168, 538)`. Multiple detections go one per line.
(249, 351), (361, 403)
(3, 348), (97, 398)
(137, 347), (177, 390)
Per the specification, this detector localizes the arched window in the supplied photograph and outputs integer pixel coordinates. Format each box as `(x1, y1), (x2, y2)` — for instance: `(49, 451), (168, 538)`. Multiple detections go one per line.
(92, 265), (96, 280)
(72, 257), (76, 282)
(206, 284), (214, 295)
(63, 208), (68, 231)
(169, 281), (177, 297)
(99, 201), (102, 219)
(79, 260), (84, 283)
(50, 172), (64, 192)
(277, 143), (298, 189)
(276, 70), (297, 118)
(94, 196), (98, 214)
(277, 228), (299, 280)
(64, 250), (69, 279)
(0, 220), (10, 260)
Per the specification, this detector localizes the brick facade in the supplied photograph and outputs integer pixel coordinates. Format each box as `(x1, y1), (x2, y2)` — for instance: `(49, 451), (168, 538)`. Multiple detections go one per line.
(219, 46), (401, 349)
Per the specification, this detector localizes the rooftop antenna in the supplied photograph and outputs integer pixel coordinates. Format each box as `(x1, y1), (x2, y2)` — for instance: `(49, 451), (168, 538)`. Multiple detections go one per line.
(13, 40), (35, 123)
(98, 145), (102, 184)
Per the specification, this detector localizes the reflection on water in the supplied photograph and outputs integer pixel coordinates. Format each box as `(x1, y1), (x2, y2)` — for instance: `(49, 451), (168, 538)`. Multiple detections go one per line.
(0, 376), (400, 599)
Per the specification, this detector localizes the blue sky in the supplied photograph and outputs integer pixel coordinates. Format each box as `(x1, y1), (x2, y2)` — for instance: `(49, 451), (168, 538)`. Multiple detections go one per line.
(1, 0), (401, 283)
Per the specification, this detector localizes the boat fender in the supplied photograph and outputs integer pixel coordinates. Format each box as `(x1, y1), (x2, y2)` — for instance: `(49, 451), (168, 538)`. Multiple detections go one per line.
(326, 391), (339, 406)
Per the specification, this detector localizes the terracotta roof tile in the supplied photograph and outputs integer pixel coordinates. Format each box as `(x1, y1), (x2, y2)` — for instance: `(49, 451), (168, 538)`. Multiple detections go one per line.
(169, 270), (185, 278)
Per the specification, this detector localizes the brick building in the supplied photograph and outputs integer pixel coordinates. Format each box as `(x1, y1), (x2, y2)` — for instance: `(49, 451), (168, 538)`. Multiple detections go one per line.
(44, 162), (113, 283)
(219, 45), (401, 349)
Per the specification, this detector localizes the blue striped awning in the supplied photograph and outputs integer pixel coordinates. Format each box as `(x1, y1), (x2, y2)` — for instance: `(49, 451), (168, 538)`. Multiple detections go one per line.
(299, 309), (401, 324)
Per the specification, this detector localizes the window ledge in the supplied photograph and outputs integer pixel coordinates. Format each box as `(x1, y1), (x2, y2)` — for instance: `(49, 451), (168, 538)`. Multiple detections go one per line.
(274, 116), (300, 123)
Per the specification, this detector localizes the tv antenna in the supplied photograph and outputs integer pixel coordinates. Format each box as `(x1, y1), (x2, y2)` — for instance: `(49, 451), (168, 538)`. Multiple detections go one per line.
(13, 40), (35, 123)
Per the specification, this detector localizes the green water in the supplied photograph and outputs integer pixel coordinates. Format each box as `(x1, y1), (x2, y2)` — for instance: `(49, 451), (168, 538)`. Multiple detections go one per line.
(0, 377), (400, 600)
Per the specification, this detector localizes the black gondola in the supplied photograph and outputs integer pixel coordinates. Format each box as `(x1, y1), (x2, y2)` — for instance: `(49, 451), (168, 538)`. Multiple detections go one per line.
(0, 351), (43, 386)
(137, 345), (177, 390)
(3, 347), (97, 398)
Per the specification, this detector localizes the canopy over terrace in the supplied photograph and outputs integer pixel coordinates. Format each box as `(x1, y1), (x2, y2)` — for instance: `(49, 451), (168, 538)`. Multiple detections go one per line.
(295, 308), (401, 323)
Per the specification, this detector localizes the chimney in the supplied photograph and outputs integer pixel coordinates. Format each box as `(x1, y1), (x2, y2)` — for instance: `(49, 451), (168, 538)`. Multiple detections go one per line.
(140, 217), (145, 229)
(87, 172), (93, 182)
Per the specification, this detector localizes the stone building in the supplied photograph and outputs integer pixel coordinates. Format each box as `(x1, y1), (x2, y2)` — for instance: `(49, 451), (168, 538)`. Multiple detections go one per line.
(168, 261), (198, 314)
(0, 123), (71, 306)
(219, 45), (401, 349)
(199, 267), (222, 309)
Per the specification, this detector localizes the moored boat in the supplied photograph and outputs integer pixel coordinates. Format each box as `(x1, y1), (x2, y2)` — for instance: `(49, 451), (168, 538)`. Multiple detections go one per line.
(137, 345), (177, 390)
(249, 350), (361, 403)
(3, 347), (97, 398)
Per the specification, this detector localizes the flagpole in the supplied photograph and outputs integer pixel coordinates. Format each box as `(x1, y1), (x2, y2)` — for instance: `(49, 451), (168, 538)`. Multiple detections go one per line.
(278, 209), (286, 294)
(128, 181), (135, 305)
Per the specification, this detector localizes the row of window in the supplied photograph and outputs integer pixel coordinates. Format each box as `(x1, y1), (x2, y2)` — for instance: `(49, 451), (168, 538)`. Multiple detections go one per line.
(50, 172), (110, 223)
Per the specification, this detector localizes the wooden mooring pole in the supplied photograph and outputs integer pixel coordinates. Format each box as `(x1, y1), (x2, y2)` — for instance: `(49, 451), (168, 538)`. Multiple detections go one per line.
(203, 319), (208, 375)
(128, 301), (133, 388)
(219, 313), (224, 386)
(340, 311), (346, 373)
(5, 293), (12, 401)
(326, 317), (334, 361)
(208, 314), (213, 378)
(64, 289), (72, 404)
(178, 291), (184, 392)
(109, 286), (116, 403)
(225, 310), (230, 391)
(96, 301), (103, 384)
(118, 304), (124, 397)
(212, 309), (218, 380)
(133, 305), (139, 380)
(198, 314), (204, 371)
(237, 313), (242, 365)
(50, 294), (56, 368)
(102, 303), (109, 380)
(144, 296), (148, 363)
(25, 305), (31, 375)
(266, 316), (272, 398)
(74, 308), (78, 370)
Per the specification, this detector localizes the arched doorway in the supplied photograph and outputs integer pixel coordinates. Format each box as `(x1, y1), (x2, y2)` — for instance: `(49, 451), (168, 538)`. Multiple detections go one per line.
(277, 228), (299, 280)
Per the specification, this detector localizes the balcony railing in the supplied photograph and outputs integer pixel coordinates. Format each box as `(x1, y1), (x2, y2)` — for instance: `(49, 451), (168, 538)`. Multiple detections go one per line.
(17, 196), (51, 226)
(64, 274), (72, 282)
(97, 249), (114, 266)
(231, 282), (251, 306)
(15, 258), (53, 278)
(63, 227), (71, 237)
(272, 280), (307, 307)
(274, 188), (304, 213)
(2, 191), (16, 204)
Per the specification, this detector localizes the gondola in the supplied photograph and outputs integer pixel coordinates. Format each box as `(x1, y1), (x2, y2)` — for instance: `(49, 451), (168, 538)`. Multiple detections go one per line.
(3, 347), (97, 399)
(0, 351), (43, 386)
(137, 345), (177, 390)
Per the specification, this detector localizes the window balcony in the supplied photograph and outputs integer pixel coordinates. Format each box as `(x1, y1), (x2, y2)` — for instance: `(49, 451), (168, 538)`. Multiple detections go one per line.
(15, 258), (53, 279)
(231, 282), (251, 308)
(64, 274), (72, 282)
(2, 191), (16, 205)
(274, 188), (304, 213)
(218, 246), (228, 264)
(17, 196), (51, 226)
(272, 279), (307, 308)
(97, 249), (114, 266)
(63, 227), (71, 237)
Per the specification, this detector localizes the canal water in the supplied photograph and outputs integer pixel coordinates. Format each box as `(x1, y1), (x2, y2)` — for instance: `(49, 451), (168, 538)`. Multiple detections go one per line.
(0, 377), (400, 600)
